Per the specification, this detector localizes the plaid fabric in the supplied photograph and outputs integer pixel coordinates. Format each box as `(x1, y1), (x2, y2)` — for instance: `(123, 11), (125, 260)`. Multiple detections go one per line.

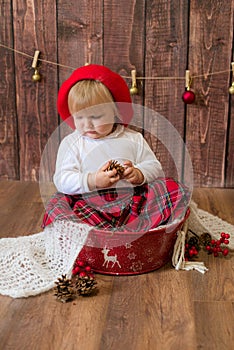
(42, 178), (190, 232)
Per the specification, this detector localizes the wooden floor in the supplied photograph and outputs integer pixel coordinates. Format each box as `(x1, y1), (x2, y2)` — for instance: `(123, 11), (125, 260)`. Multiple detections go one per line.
(0, 181), (234, 350)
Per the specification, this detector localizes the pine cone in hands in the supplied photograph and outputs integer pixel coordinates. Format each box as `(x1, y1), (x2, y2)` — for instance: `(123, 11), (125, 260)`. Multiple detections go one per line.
(106, 160), (125, 176)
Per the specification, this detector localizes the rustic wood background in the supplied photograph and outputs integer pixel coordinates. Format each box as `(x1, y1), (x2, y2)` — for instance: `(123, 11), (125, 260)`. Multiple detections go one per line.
(0, 0), (233, 187)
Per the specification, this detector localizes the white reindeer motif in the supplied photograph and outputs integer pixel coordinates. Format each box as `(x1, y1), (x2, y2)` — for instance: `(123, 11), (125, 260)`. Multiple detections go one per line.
(101, 246), (121, 268)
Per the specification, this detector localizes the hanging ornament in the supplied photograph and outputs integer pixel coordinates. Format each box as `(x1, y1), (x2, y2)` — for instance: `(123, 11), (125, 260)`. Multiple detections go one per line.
(229, 82), (234, 94)
(31, 50), (41, 82)
(130, 69), (138, 95)
(182, 70), (195, 104)
(229, 62), (234, 94)
(32, 68), (41, 82)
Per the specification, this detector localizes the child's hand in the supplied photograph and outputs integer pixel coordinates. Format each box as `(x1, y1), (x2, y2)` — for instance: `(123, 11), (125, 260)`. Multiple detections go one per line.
(122, 160), (144, 185)
(88, 161), (120, 190)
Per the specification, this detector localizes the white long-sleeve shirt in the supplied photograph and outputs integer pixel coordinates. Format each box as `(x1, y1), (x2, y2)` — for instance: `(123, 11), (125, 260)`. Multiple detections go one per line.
(53, 125), (163, 194)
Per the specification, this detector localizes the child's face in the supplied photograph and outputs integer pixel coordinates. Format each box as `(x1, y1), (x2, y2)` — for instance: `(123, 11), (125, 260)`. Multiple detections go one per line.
(73, 104), (116, 139)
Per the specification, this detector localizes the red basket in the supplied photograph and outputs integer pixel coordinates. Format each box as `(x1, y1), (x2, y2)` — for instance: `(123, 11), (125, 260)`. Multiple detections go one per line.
(78, 209), (190, 275)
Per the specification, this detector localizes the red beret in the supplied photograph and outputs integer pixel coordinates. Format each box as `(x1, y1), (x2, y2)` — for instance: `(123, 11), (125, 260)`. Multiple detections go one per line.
(57, 64), (133, 129)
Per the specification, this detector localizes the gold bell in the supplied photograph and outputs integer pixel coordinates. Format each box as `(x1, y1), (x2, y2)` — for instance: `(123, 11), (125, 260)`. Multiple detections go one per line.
(229, 62), (234, 94)
(32, 68), (41, 82)
(130, 85), (138, 95)
(130, 69), (138, 95)
(229, 82), (234, 94)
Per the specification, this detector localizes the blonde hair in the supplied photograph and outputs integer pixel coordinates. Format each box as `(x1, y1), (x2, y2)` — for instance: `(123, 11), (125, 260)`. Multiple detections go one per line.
(68, 80), (118, 116)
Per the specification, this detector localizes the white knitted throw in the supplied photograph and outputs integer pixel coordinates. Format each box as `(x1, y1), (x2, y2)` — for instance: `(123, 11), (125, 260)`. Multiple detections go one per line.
(0, 201), (233, 298)
(0, 220), (91, 298)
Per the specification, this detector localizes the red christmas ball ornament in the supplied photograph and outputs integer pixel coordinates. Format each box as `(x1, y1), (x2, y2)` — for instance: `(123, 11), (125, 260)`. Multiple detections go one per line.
(182, 89), (195, 104)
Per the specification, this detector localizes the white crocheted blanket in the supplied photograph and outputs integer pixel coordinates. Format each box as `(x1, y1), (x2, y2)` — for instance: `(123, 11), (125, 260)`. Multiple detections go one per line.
(0, 201), (233, 298)
(0, 221), (91, 298)
(188, 201), (234, 247)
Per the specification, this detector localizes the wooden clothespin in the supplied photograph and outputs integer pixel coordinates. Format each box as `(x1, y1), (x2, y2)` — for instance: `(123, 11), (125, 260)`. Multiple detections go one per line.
(185, 70), (191, 90)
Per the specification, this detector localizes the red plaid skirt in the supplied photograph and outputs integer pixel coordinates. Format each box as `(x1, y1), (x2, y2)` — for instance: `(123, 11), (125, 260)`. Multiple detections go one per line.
(42, 178), (190, 232)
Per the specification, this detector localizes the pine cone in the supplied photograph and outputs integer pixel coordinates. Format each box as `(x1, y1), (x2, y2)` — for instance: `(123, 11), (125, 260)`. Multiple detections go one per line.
(106, 160), (125, 176)
(54, 275), (75, 303)
(188, 236), (199, 247)
(75, 276), (98, 296)
(199, 232), (212, 247)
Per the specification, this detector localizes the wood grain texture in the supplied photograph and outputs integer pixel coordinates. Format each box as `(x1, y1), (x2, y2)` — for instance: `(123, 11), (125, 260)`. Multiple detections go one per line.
(57, 0), (103, 140)
(103, 0), (145, 73)
(144, 0), (188, 180)
(226, 57), (234, 187)
(225, 9), (234, 188)
(100, 271), (197, 349)
(12, 0), (58, 181)
(191, 189), (234, 305)
(194, 302), (234, 350)
(0, 276), (114, 350)
(0, 182), (234, 349)
(0, 1), (19, 180)
(186, 0), (234, 187)
(57, 0), (103, 80)
(0, 181), (44, 237)
(103, 0), (145, 127)
(192, 187), (234, 225)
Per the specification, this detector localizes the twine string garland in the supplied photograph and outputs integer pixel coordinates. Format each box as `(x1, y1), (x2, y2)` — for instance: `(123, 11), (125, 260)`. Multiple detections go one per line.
(0, 43), (233, 83)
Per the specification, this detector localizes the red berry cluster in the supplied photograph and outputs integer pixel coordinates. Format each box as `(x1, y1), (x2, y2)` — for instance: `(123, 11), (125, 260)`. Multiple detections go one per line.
(185, 236), (200, 261)
(205, 232), (230, 257)
(72, 259), (94, 278)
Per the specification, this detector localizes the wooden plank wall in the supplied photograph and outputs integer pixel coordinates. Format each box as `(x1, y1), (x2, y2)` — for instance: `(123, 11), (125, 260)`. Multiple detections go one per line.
(0, 0), (233, 187)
